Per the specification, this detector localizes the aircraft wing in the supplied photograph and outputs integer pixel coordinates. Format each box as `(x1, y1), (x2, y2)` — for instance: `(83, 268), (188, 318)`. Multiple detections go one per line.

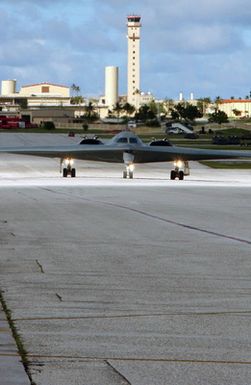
(0, 143), (251, 163)
(136, 145), (251, 163)
(0, 144), (133, 163)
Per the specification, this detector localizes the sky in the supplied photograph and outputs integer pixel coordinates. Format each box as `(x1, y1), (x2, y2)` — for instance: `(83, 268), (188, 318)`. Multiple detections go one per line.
(1, 0), (251, 100)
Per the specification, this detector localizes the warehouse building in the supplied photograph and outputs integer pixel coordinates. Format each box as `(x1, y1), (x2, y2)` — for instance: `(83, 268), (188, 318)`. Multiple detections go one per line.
(0, 80), (71, 109)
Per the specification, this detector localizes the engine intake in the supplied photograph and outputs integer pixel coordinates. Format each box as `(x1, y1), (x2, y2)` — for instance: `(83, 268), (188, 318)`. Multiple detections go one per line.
(149, 139), (172, 146)
(79, 138), (103, 145)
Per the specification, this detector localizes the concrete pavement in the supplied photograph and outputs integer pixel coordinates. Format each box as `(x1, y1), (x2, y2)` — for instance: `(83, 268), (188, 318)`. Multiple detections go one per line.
(0, 304), (30, 385)
(0, 133), (251, 384)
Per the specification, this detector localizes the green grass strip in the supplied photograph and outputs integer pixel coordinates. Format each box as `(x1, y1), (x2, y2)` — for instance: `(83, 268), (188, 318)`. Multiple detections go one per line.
(200, 161), (251, 169)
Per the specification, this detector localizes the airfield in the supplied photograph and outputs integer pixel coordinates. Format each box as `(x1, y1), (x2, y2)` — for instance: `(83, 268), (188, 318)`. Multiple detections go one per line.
(0, 133), (251, 385)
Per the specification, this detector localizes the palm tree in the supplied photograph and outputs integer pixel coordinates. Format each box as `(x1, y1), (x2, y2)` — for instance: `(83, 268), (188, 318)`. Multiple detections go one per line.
(85, 102), (95, 119)
(214, 96), (222, 111)
(71, 84), (80, 96)
(71, 83), (77, 96)
(134, 88), (140, 95)
(122, 102), (135, 117)
(113, 102), (123, 118)
(197, 97), (212, 115)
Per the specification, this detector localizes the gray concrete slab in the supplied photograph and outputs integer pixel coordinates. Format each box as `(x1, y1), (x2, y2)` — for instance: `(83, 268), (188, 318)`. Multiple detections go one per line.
(0, 134), (251, 384)
(0, 305), (30, 385)
(29, 359), (130, 385)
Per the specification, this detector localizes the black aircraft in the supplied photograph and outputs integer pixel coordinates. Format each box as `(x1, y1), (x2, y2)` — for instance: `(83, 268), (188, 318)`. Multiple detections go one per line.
(0, 130), (251, 179)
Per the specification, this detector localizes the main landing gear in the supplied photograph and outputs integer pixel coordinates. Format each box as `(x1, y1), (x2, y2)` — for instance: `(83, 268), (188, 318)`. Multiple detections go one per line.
(61, 158), (76, 178)
(123, 164), (134, 179)
(170, 160), (190, 180)
(170, 168), (184, 180)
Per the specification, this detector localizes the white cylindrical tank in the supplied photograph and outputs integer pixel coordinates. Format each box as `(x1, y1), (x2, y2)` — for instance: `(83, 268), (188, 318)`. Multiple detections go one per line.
(179, 92), (183, 101)
(190, 92), (194, 101)
(105, 66), (118, 110)
(1, 80), (17, 95)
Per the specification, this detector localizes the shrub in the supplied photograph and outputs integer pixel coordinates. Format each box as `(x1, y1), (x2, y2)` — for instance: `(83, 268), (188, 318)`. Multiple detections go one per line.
(43, 121), (55, 130)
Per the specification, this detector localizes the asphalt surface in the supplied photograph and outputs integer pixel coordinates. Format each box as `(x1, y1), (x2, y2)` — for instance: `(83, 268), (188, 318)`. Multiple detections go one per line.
(0, 133), (251, 385)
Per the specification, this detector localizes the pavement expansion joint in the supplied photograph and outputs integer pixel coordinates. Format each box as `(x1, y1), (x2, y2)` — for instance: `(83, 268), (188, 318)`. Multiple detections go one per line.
(39, 189), (251, 246)
(0, 352), (21, 357)
(105, 360), (132, 385)
(97, 200), (251, 246)
(12, 309), (251, 322)
(27, 354), (251, 366)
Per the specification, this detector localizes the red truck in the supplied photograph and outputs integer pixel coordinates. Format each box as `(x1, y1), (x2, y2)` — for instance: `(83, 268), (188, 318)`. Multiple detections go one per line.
(0, 116), (37, 129)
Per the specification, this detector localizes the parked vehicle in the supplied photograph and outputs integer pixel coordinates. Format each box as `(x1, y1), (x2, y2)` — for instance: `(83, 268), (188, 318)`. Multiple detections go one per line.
(127, 120), (137, 128)
(165, 121), (194, 135)
(0, 115), (37, 129)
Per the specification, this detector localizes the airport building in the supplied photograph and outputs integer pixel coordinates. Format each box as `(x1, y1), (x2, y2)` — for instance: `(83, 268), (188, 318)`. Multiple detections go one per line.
(0, 80), (71, 110)
(0, 80), (82, 128)
(19, 82), (70, 97)
(218, 99), (251, 118)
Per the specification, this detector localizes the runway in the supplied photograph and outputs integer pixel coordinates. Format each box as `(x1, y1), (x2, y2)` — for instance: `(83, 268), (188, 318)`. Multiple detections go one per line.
(0, 134), (251, 384)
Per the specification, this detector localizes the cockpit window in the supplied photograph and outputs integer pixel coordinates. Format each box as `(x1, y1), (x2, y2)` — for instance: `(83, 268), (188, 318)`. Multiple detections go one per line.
(117, 137), (128, 143)
(129, 137), (137, 143)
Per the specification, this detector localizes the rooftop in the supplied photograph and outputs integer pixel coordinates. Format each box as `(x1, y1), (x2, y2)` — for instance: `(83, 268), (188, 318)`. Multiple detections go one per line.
(127, 15), (141, 21)
(22, 82), (69, 89)
(220, 99), (251, 103)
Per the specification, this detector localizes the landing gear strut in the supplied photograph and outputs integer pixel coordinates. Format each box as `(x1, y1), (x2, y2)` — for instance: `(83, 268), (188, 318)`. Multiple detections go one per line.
(184, 161), (190, 176)
(61, 158), (76, 178)
(123, 151), (135, 179)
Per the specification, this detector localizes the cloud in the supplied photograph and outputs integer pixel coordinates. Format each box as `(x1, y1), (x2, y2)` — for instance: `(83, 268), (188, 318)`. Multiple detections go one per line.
(144, 24), (244, 55)
(94, 0), (251, 26)
(1, 0), (251, 99)
(6, 0), (67, 5)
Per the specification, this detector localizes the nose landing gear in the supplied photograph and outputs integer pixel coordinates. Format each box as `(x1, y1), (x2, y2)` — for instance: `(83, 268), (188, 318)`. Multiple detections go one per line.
(123, 164), (134, 179)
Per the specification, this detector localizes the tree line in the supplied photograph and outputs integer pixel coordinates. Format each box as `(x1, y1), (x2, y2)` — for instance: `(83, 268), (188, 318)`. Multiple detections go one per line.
(70, 84), (229, 125)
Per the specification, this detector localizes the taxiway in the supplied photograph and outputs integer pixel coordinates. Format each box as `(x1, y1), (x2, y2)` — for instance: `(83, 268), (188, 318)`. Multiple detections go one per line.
(0, 134), (251, 385)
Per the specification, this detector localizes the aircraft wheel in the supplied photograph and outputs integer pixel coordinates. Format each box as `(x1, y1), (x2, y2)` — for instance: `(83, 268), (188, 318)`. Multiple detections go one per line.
(179, 171), (184, 180)
(63, 168), (68, 177)
(71, 168), (76, 178)
(129, 171), (133, 179)
(170, 170), (176, 180)
(123, 171), (127, 179)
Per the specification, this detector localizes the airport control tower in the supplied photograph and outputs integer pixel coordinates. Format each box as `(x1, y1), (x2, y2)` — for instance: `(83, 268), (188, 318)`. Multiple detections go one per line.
(127, 15), (141, 106)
